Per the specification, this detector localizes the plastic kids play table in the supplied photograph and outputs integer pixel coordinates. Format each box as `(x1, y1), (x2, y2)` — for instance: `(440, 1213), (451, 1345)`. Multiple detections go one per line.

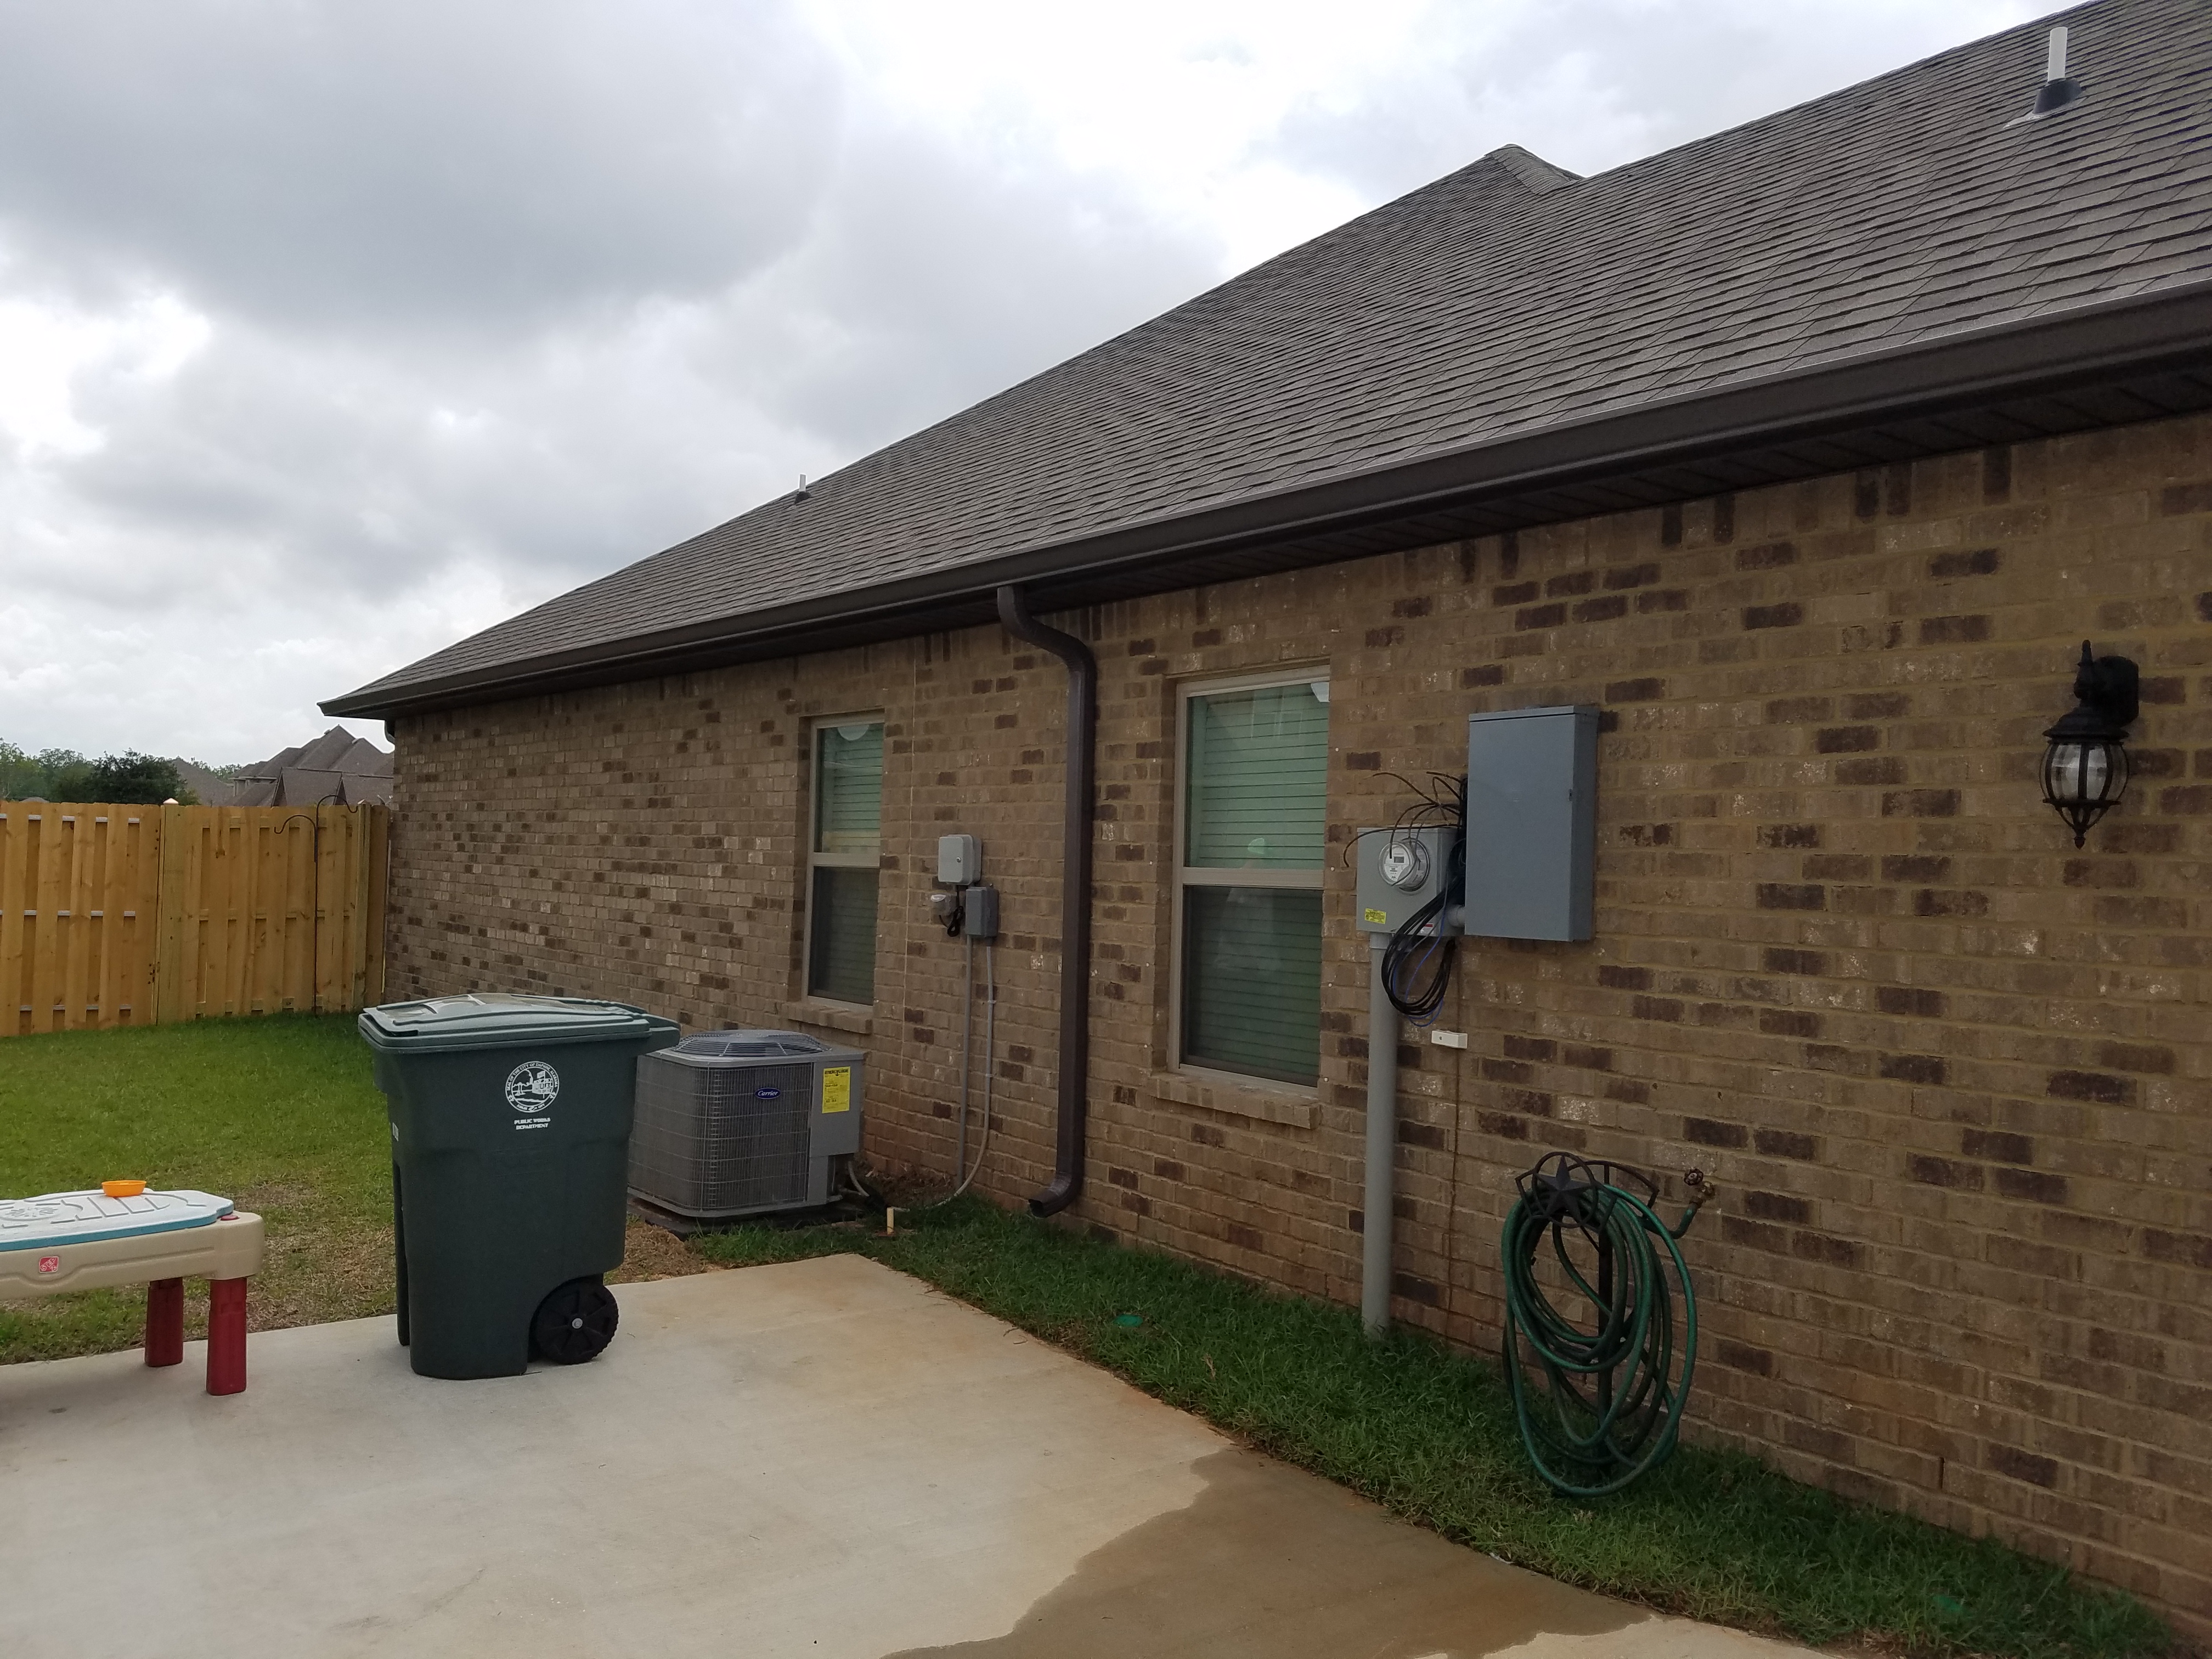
(0, 1183), (264, 1393)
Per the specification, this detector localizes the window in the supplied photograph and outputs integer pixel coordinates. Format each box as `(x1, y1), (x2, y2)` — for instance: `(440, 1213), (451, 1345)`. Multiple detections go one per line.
(1175, 675), (1329, 1087)
(806, 719), (883, 1005)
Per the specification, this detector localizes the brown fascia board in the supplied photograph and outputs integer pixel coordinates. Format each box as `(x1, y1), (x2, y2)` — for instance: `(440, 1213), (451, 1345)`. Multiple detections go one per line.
(324, 279), (2212, 721)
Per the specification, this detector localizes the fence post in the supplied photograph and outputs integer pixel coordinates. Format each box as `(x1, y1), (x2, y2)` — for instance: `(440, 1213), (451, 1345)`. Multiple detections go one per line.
(0, 806), (23, 1040)
(363, 804), (389, 1007)
(152, 804), (189, 1025)
(348, 806), (373, 1011)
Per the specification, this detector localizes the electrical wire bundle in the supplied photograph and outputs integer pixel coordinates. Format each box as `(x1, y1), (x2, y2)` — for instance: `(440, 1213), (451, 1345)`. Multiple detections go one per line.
(1499, 1153), (1714, 1497)
(1374, 772), (1465, 1024)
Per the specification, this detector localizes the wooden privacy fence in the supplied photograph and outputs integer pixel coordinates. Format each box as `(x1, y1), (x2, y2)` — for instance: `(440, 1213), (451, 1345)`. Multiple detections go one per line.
(0, 803), (388, 1039)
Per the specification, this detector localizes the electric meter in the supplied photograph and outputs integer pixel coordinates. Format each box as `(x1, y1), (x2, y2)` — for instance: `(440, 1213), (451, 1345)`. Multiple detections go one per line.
(1379, 834), (1430, 890)
(1355, 824), (1460, 936)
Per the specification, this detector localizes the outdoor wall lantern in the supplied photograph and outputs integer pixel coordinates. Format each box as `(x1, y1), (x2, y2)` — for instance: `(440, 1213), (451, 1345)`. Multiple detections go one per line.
(2040, 641), (2138, 847)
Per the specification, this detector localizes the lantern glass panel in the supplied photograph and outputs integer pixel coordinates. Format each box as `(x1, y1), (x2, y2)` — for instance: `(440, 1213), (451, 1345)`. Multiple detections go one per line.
(2043, 739), (2125, 808)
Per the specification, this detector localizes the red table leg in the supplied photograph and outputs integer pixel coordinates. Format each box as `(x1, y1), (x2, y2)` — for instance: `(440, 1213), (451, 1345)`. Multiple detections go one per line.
(206, 1277), (249, 1396)
(145, 1278), (184, 1368)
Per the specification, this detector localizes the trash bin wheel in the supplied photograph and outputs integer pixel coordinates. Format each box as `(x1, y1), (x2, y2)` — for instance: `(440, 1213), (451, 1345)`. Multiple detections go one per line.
(530, 1277), (619, 1364)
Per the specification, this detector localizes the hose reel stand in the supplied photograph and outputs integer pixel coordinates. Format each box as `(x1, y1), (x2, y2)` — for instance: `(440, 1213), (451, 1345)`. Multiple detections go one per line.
(1500, 1152), (1718, 1498)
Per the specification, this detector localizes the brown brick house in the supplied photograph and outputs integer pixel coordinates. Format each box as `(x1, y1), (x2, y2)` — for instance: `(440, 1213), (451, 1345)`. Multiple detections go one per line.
(329, 1), (2212, 1631)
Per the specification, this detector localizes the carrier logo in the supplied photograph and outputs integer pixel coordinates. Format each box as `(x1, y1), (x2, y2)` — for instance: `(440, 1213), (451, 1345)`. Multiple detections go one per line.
(505, 1060), (561, 1114)
(753, 1087), (782, 1101)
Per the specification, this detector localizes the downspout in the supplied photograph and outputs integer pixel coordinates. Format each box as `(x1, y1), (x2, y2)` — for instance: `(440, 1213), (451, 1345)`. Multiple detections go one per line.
(995, 585), (1096, 1217)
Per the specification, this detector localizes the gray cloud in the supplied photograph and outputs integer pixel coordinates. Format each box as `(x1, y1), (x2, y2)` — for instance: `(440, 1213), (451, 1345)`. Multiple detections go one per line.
(0, 1), (842, 330)
(1262, 1), (2039, 207)
(0, 0), (2042, 761)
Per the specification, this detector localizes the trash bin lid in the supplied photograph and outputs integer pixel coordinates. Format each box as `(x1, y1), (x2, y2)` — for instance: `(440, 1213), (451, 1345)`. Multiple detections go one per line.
(359, 993), (669, 1052)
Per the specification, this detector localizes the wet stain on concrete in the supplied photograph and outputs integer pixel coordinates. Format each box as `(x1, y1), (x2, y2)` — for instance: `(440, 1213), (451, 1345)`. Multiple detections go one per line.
(882, 1448), (1639, 1659)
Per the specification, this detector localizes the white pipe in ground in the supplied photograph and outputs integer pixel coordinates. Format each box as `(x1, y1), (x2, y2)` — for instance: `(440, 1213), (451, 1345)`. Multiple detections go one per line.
(1362, 939), (1398, 1336)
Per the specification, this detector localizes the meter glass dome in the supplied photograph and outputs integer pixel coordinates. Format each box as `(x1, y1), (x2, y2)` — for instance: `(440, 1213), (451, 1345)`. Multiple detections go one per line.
(1380, 836), (1430, 889)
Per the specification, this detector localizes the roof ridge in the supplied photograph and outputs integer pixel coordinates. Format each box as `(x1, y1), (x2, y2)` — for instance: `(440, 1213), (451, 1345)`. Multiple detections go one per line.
(1478, 143), (1579, 194)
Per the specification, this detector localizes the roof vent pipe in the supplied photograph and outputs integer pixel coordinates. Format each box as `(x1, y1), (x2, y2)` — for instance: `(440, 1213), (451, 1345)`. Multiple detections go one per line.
(2030, 25), (2081, 116)
(995, 584), (1096, 1217)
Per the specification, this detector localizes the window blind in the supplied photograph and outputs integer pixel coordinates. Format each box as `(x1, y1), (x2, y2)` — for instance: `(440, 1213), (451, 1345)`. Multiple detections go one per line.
(1178, 678), (1328, 1086)
(810, 720), (883, 1004)
(1186, 682), (1328, 868)
(809, 865), (878, 1005)
(816, 723), (883, 854)
(1181, 888), (1323, 1085)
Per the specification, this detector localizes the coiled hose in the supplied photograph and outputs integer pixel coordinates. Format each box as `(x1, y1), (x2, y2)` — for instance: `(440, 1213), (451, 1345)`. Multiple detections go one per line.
(1500, 1154), (1716, 1497)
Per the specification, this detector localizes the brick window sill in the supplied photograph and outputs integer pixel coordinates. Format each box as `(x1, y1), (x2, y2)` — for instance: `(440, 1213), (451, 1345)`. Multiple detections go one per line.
(780, 998), (875, 1037)
(1147, 1069), (1314, 1130)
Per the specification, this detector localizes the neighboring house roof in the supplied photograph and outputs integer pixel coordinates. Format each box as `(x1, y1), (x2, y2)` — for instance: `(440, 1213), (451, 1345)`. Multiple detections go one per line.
(227, 727), (394, 808)
(167, 759), (234, 805)
(276, 768), (390, 807)
(328, 0), (2212, 720)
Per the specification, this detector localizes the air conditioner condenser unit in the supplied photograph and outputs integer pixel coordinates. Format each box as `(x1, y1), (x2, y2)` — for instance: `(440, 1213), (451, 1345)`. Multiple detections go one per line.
(629, 1030), (864, 1222)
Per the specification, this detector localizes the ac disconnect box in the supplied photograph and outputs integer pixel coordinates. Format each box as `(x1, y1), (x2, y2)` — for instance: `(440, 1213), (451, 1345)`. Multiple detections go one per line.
(1464, 705), (1598, 941)
(936, 834), (982, 885)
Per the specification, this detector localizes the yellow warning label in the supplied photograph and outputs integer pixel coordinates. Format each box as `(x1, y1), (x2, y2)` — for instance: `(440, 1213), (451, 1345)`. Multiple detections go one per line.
(821, 1066), (852, 1114)
(1363, 907), (1388, 926)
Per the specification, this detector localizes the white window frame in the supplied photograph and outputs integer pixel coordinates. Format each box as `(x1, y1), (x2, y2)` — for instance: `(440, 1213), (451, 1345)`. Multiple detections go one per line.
(1169, 668), (1330, 1093)
(803, 713), (885, 1009)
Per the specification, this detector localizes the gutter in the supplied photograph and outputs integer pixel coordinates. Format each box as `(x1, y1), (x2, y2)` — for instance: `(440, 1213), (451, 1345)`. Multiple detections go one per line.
(993, 585), (1097, 1218)
(324, 280), (2212, 720)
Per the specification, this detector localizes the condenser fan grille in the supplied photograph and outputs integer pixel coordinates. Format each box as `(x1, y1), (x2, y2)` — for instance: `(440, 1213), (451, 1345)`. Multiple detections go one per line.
(631, 1060), (814, 1213)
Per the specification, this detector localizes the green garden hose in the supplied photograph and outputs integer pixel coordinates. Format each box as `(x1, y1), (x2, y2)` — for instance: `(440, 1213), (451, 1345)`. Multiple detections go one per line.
(1500, 1153), (1716, 1498)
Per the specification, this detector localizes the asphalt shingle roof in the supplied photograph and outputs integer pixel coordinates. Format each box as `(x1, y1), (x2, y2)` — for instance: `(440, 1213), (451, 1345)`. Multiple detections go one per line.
(227, 726), (394, 807)
(335, 0), (2212, 712)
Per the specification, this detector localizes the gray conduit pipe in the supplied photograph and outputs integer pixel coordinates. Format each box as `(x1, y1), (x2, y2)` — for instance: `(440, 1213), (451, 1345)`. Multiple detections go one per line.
(995, 584), (1096, 1217)
(1363, 938), (1398, 1336)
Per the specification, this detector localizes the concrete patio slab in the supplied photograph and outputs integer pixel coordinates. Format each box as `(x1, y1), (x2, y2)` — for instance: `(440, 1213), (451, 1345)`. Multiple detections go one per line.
(0, 1255), (1818, 1659)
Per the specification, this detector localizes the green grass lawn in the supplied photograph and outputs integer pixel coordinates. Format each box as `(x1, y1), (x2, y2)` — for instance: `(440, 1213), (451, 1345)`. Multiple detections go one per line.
(0, 1014), (398, 1359)
(0, 1017), (2178, 1658)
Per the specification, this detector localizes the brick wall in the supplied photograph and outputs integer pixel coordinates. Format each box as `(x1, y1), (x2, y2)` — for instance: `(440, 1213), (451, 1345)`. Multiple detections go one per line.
(388, 411), (2212, 1632)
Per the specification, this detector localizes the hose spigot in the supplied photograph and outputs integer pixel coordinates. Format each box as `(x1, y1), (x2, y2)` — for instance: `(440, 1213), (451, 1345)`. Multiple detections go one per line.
(1669, 1167), (1718, 1238)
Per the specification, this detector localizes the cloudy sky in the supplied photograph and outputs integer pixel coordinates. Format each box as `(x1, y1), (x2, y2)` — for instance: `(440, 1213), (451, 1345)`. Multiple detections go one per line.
(0, 0), (2042, 764)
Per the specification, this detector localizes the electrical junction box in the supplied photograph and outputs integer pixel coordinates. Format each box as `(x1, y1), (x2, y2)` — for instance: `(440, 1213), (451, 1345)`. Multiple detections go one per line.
(961, 883), (999, 940)
(937, 834), (982, 885)
(1356, 824), (1460, 936)
(1464, 704), (1598, 941)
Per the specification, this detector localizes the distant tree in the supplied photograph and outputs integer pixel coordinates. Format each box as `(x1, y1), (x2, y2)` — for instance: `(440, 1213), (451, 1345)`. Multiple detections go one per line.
(0, 741), (41, 799)
(86, 752), (191, 805)
(0, 743), (201, 804)
(46, 753), (98, 800)
(0, 743), (92, 800)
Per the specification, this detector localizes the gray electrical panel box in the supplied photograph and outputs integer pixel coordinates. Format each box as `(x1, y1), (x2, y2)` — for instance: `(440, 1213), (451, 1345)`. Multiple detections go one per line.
(1356, 824), (1460, 935)
(1464, 705), (1598, 941)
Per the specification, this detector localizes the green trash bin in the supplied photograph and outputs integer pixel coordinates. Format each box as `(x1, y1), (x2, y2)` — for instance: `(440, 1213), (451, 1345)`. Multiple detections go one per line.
(360, 994), (680, 1380)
